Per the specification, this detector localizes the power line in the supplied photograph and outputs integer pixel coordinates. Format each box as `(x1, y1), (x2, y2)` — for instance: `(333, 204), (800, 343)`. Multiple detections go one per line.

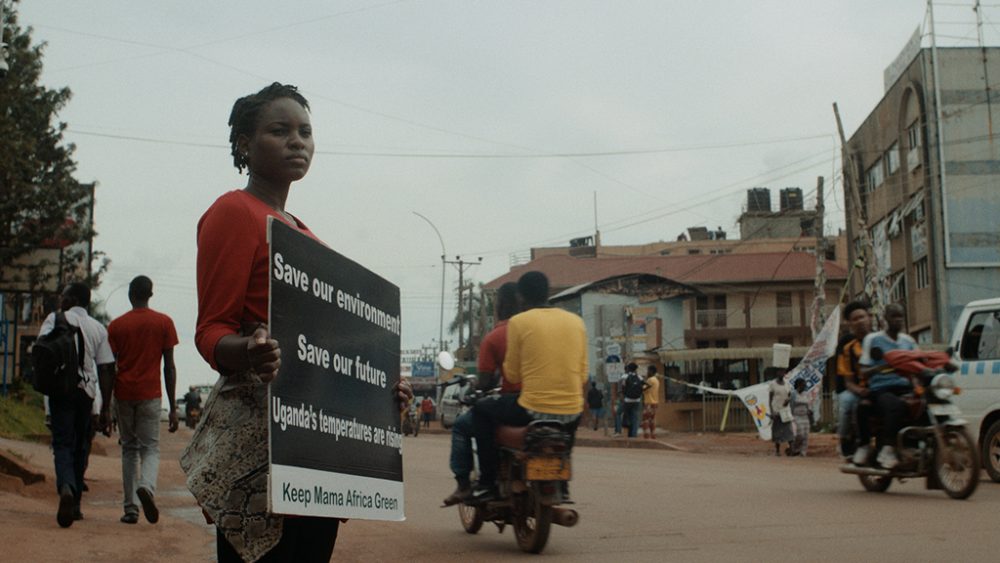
(64, 128), (833, 159)
(465, 148), (838, 258)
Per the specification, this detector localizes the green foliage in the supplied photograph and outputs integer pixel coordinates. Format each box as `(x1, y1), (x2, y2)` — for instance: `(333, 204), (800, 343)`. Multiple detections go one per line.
(0, 389), (48, 441)
(0, 3), (103, 291)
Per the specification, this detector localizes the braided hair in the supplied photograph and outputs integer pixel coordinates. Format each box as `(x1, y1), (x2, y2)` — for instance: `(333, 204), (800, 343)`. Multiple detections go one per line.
(227, 82), (311, 173)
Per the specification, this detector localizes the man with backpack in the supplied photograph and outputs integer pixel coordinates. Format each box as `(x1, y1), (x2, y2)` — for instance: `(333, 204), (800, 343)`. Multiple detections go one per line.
(36, 282), (115, 528)
(620, 362), (645, 438)
(586, 381), (604, 431)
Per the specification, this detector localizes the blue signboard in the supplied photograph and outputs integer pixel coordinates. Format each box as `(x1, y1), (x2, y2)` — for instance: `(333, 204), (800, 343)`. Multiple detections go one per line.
(411, 361), (436, 378)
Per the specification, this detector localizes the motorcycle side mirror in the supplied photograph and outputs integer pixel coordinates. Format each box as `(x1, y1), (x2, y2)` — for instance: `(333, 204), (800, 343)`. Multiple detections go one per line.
(437, 351), (455, 371)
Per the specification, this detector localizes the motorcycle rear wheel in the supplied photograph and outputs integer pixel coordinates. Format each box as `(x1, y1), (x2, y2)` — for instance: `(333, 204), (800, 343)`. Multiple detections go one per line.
(513, 491), (553, 554)
(934, 428), (979, 500)
(858, 474), (892, 492)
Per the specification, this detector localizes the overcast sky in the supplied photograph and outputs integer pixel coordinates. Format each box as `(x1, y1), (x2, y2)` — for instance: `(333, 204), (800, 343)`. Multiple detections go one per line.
(16, 0), (999, 392)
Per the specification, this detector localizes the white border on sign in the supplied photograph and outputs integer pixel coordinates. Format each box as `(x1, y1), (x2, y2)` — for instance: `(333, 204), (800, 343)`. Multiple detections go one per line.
(270, 463), (405, 521)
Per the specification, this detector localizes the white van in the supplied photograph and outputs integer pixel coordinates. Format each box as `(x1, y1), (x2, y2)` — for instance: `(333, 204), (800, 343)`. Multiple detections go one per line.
(949, 297), (1000, 481)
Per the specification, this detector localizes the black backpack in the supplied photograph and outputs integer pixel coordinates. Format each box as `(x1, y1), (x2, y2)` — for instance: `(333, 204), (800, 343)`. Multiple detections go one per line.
(31, 312), (85, 397)
(623, 373), (644, 400)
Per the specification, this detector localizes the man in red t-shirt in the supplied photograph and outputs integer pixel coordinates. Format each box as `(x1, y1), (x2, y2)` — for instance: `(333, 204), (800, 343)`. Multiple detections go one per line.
(441, 282), (520, 506)
(107, 276), (179, 525)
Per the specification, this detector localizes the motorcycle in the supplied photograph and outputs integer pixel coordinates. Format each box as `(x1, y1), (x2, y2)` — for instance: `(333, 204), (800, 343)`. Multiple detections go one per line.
(185, 406), (201, 429)
(437, 356), (579, 554)
(839, 348), (979, 500)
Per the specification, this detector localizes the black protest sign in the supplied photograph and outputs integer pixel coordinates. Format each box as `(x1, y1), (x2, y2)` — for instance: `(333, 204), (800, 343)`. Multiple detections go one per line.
(267, 218), (403, 520)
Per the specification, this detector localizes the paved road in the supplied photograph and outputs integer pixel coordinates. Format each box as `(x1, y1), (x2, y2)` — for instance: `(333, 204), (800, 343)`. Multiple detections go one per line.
(335, 434), (1000, 562)
(5, 429), (998, 561)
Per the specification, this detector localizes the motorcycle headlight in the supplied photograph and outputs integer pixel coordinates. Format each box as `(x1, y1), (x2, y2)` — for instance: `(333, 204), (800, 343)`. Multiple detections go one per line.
(931, 373), (956, 400)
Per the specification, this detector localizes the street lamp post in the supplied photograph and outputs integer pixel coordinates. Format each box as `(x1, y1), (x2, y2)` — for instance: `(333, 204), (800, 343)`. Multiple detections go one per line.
(413, 212), (446, 352)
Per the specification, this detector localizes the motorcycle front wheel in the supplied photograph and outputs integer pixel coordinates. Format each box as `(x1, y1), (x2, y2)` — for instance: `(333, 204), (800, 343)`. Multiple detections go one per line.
(858, 474), (892, 492)
(934, 427), (979, 500)
(513, 490), (553, 553)
(458, 503), (483, 534)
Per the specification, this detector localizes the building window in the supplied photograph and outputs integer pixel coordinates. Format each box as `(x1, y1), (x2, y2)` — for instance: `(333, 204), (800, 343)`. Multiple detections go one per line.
(907, 121), (922, 172)
(688, 248), (701, 255)
(907, 121), (921, 149)
(915, 329), (933, 346)
(915, 257), (930, 290)
(695, 295), (727, 328)
(866, 158), (884, 192)
(776, 292), (793, 326)
(890, 271), (907, 304)
(886, 142), (900, 175)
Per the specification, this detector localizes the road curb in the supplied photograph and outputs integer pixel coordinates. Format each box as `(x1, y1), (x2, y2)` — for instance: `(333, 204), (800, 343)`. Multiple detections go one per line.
(409, 427), (689, 452)
(0, 448), (46, 486)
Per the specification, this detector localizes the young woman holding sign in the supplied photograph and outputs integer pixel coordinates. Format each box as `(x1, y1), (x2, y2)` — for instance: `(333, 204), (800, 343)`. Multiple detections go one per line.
(183, 82), (411, 562)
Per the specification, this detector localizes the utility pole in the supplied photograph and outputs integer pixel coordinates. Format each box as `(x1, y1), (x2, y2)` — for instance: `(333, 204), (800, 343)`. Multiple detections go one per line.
(975, 0), (995, 143)
(834, 102), (878, 315)
(412, 212), (447, 352)
(812, 176), (826, 338)
(444, 256), (482, 357)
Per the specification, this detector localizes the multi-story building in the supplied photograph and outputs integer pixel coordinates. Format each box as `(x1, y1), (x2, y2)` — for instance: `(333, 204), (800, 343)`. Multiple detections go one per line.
(844, 45), (1000, 343)
(485, 250), (846, 388)
(529, 188), (846, 269)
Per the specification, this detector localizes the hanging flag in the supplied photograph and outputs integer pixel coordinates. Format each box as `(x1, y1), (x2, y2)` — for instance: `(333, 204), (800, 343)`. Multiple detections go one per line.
(734, 383), (773, 441)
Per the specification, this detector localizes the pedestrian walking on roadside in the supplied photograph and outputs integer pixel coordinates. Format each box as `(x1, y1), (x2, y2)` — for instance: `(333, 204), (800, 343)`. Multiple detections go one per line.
(767, 368), (793, 456)
(107, 275), (180, 524)
(586, 381), (604, 431)
(40, 282), (116, 528)
(641, 365), (660, 439)
(613, 395), (624, 436)
(790, 379), (812, 456)
(420, 396), (435, 428)
(620, 363), (644, 438)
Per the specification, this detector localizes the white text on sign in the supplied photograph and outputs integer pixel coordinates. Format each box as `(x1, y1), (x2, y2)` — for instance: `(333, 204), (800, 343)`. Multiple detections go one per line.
(297, 333), (387, 388)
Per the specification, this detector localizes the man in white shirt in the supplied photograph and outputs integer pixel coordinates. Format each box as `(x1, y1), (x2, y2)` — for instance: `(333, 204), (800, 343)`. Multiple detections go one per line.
(40, 282), (116, 528)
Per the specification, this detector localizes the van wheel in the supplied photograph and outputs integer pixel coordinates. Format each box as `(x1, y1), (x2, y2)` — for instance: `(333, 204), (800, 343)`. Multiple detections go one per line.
(981, 420), (1000, 482)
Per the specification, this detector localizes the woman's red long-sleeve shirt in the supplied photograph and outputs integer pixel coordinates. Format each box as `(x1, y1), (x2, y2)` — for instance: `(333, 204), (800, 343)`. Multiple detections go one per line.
(195, 190), (317, 371)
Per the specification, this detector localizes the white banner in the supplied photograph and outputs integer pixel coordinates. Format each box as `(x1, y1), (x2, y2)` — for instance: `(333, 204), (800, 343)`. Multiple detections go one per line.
(786, 305), (841, 423)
